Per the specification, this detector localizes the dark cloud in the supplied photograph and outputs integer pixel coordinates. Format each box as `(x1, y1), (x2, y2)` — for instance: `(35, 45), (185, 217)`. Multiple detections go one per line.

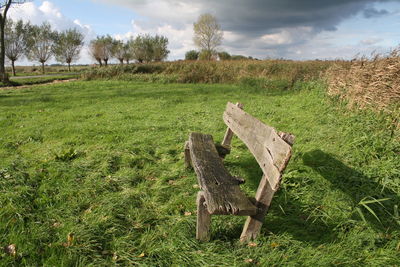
(363, 7), (389, 18)
(105, 0), (392, 34)
(100, 0), (395, 59)
(202, 0), (391, 36)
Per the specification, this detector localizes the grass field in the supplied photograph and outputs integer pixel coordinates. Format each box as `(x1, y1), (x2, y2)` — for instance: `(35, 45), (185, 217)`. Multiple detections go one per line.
(0, 80), (399, 266)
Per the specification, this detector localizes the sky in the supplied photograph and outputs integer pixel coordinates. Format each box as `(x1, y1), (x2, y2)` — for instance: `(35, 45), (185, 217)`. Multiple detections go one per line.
(6, 0), (400, 65)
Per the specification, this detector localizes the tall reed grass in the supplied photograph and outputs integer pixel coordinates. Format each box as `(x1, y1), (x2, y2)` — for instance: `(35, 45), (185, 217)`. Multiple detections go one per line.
(326, 49), (400, 115)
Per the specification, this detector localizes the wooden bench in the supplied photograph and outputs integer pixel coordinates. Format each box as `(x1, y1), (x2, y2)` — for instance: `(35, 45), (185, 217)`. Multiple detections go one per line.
(184, 102), (295, 242)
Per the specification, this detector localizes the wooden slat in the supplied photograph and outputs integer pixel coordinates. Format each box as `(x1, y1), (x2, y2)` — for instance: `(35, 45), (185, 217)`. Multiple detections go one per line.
(223, 102), (292, 190)
(189, 132), (257, 216)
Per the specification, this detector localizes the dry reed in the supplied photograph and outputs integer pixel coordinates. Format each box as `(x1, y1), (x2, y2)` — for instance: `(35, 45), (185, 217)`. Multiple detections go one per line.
(326, 49), (400, 114)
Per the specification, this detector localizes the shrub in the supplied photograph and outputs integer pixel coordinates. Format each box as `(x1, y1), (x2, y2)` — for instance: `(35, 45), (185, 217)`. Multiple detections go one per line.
(81, 60), (333, 86)
(198, 50), (214, 61)
(218, 51), (231, 60)
(185, 50), (199, 60)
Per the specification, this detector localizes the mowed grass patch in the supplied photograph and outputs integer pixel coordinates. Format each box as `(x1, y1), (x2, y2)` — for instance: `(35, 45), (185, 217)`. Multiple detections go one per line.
(0, 80), (399, 266)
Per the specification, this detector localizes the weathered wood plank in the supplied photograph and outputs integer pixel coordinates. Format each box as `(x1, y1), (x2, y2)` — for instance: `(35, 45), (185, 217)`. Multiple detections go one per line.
(196, 191), (211, 241)
(189, 132), (257, 216)
(223, 102), (293, 190)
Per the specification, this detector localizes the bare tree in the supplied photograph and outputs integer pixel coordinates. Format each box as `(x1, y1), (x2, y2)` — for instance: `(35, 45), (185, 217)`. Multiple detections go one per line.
(53, 28), (84, 71)
(4, 19), (28, 76)
(25, 22), (56, 74)
(193, 13), (223, 60)
(112, 39), (125, 65)
(0, 0), (27, 82)
(89, 39), (103, 66)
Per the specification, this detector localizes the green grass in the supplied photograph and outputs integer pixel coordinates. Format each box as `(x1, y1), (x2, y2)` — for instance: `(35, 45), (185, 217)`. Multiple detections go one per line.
(0, 80), (399, 266)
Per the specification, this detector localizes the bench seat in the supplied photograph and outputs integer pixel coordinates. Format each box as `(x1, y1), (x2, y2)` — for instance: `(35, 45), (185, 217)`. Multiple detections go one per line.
(188, 132), (257, 216)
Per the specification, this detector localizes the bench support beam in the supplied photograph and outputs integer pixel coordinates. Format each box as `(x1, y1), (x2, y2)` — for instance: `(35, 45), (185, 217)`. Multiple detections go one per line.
(184, 141), (191, 169)
(240, 175), (277, 242)
(196, 191), (211, 241)
(221, 102), (243, 150)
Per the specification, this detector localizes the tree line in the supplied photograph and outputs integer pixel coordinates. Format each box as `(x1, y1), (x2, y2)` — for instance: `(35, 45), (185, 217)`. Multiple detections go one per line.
(89, 34), (169, 67)
(184, 50), (256, 61)
(5, 20), (84, 75)
(4, 19), (170, 75)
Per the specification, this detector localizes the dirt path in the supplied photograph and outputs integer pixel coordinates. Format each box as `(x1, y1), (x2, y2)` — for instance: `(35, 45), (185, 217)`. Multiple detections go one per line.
(10, 73), (78, 80)
(0, 78), (78, 91)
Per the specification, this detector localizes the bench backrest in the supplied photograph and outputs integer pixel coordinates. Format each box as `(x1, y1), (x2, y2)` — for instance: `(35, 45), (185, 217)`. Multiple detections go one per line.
(223, 102), (293, 190)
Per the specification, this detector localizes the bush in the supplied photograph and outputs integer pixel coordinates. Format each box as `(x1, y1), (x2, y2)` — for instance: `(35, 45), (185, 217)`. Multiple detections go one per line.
(82, 60), (333, 86)
(198, 50), (213, 61)
(185, 50), (199, 60)
(218, 51), (231, 60)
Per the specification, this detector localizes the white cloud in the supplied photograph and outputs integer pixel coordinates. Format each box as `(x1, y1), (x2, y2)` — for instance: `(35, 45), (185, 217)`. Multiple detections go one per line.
(261, 27), (313, 46)
(114, 20), (196, 60)
(9, 1), (95, 65)
(360, 37), (382, 45)
(261, 31), (293, 46)
(94, 0), (201, 26)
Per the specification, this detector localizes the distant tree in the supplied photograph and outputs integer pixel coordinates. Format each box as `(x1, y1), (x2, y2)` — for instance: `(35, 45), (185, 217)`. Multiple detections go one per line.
(185, 50), (199, 60)
(4, 19), (29, 76)
(0, 0), (28, 82)
(152, 34), (169, 62)
(53, 28), (84, 71)
(96, 35), (113, 66)
(26, 22), (57, 74)
(199, 50), (214, 61)
(193, 13), (223, 60)
(89, 39), (103, 66)
(129, 34), (170, 63)
(130, 35), (151, 63)
(112, 39), (125, 65)
(141, 34), (154, 63)
(231, 55), (248, 60)
(129, 35), (144, 63)
(123, 40), (133, 64)
(218, 51), (231, 60)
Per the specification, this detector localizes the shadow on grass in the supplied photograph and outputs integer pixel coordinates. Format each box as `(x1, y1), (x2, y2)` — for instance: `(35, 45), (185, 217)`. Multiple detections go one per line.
(221, 149), (398, 245)
(303, 150), (399, 232)
(230, 155), (338, 245)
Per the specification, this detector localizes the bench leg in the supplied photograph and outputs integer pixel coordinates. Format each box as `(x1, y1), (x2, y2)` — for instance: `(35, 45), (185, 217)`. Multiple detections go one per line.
(240, 175), (276, 242)
(184, 141), (192, 169)
(196, 191), (211, 241)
